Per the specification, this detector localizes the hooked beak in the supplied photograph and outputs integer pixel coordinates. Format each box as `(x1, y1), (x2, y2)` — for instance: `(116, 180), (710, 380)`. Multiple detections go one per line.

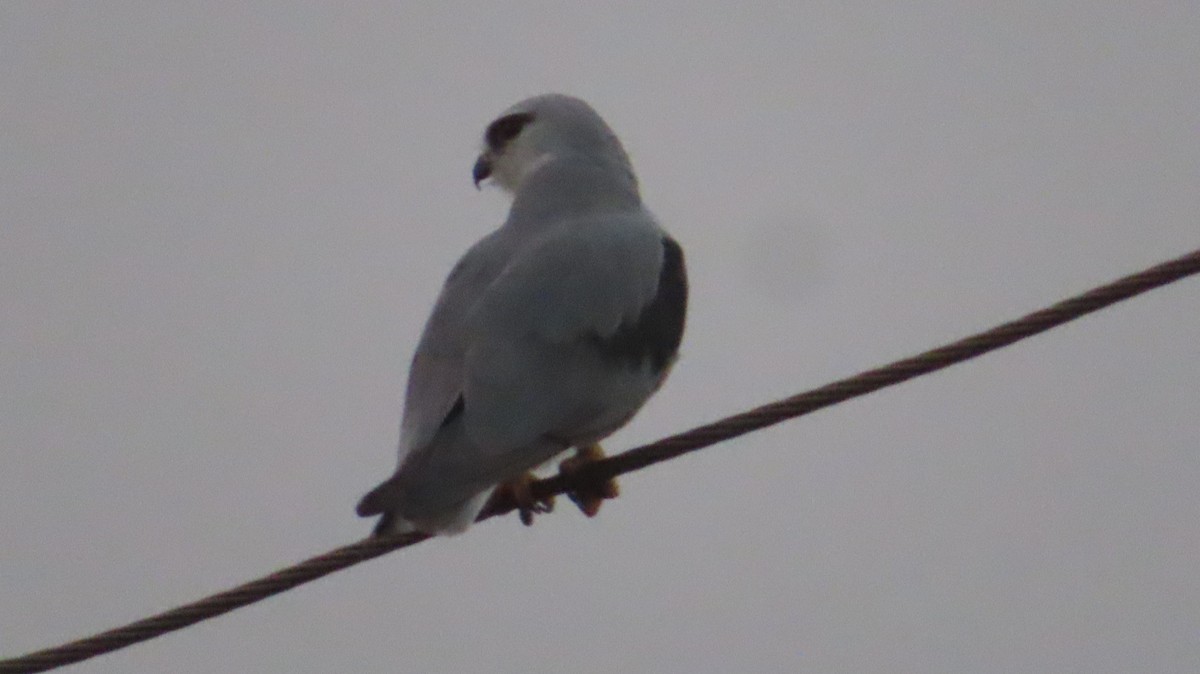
(472, 154), (492, 189)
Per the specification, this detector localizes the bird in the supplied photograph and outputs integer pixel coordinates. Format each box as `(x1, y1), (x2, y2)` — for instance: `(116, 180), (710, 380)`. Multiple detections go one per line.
(356, 94), (687, 536)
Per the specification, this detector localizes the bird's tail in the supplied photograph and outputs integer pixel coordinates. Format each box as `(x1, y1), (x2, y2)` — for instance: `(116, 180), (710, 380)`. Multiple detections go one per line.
(355, 477), (397, 517)
(356, 477), (414, 537)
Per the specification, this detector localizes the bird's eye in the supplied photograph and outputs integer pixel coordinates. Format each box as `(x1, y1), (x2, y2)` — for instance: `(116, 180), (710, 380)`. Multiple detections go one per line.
(485, 112), (535, 148)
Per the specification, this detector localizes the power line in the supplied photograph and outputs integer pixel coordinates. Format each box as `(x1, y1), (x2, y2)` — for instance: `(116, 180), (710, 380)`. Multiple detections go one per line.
(2, 247), (1198, 674)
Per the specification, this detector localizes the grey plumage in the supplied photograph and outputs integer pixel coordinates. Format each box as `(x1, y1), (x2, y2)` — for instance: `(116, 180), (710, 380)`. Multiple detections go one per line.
(357, 94), (687, 535)
(587, 237), (687, 372)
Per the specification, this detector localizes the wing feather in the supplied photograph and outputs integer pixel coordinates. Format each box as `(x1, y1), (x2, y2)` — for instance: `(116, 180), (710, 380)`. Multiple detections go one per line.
(395, 230), (516, 459)
(461, 213), (673, 455)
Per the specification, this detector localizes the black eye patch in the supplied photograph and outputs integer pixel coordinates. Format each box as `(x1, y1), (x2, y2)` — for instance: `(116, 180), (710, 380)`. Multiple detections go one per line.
(485, 112), (535, 149)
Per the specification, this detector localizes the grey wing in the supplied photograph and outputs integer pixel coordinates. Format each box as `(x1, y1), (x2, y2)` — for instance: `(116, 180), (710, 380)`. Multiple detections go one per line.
(394, 230), (515, 461)
(460, 214), (686, 461)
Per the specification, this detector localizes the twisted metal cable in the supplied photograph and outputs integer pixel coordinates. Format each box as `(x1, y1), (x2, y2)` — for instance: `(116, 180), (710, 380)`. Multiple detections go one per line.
(3, 247), (1198, 674)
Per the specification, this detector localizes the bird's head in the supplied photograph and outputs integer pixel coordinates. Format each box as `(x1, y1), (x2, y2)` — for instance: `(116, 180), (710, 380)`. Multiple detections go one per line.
(472, 94), (634, 194)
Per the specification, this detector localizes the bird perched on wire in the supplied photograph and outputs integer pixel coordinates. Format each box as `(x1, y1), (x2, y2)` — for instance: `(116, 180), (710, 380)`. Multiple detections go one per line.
(356, 94), (687, 536)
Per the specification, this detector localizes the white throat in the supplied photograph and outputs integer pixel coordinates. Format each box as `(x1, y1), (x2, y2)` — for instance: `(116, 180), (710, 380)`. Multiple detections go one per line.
(495, 150), (555, 193)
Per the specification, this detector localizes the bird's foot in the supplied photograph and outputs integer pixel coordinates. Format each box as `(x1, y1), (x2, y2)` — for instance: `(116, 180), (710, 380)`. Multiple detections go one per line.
(492, 471), (555, 526)
(559, 444), (620, 518)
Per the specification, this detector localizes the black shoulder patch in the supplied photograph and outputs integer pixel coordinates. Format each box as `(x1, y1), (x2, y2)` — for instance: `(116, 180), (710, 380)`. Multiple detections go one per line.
(589, 237), (688, 373)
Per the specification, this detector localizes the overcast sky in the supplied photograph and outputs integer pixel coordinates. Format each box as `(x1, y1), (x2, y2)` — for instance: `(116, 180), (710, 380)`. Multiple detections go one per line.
(2, 3), (1198, 673)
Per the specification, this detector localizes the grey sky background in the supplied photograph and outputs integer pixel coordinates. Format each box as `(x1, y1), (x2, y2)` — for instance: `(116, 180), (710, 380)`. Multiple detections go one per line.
(2, 3), (1198, 672)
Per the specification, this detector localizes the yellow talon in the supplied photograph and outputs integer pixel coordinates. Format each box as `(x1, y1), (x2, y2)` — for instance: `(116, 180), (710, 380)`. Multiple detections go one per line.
(558, 444), (620, 518)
